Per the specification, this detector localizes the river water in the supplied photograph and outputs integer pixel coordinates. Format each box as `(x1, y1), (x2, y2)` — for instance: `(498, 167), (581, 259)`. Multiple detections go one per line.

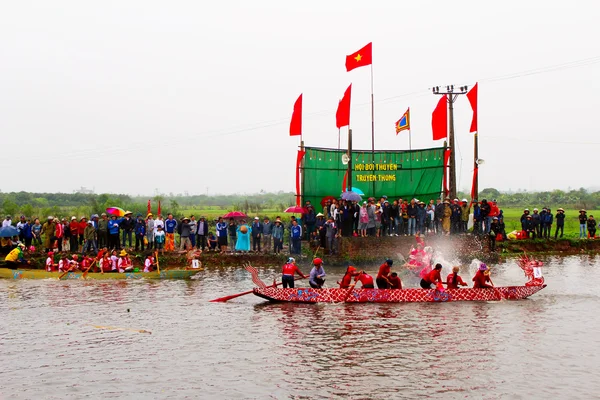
(1, 255), (599, 399)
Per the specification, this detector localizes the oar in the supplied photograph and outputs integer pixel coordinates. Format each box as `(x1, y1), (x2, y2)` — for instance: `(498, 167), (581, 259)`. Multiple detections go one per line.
(210, 277), (307, 303)
(155, 251), (160, 274)
(82, 263), (93, 279)
(58, 264), (76, 280)
(313, 245), (320, 258)
(342, 283), (357, 302)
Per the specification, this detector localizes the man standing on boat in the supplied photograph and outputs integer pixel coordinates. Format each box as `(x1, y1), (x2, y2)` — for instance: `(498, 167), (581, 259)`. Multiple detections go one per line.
(308, 258), (326, 289)
(281, 257), (307, 288)
(376, 259), (393, 289)
(420, 263), (444, 289)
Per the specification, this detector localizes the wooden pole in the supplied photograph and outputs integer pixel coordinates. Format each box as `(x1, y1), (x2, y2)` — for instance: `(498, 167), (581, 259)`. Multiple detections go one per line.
(448, 95), (457, 199)
(300, 140), (305, 206)
(347, 128), (353, 192)
(370, 64), (375, 196)
(473, 132), (479, 200)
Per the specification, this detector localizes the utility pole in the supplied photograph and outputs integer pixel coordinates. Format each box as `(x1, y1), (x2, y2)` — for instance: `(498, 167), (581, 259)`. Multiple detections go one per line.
(432, 84), (468, 199)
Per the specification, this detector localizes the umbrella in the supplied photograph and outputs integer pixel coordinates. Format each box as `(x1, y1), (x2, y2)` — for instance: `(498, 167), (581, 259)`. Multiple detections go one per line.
(320, 196), (336, 207)
(284, 206), (307, 214)
(106, 207), (125, 217)
(341, 190), (362, 202)
(0, 225), (19, 238)
(223, 211), (247, 219)
(346, 187), (364, 196)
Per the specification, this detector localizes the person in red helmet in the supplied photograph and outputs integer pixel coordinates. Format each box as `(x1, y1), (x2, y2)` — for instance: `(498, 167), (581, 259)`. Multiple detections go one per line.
(309, 258), (326, 289)
(338, 265), (359, 288)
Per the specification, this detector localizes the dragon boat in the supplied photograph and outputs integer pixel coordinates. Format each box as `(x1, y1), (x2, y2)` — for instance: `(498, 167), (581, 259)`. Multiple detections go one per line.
(253, 285), (545, 303)
(0, 268), (200, 280)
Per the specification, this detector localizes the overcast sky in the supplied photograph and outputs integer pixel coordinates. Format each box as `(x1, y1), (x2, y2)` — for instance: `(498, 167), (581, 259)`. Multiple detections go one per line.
(1, 1), (598, 196)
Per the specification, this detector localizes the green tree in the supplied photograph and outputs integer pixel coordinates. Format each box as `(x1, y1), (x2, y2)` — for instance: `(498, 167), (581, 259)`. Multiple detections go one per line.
(2, 199), (18, 217)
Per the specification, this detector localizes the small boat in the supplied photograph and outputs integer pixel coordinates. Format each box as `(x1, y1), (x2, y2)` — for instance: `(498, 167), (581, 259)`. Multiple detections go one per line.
(0, 268), (200, 280)
(253, 285), (546, 303)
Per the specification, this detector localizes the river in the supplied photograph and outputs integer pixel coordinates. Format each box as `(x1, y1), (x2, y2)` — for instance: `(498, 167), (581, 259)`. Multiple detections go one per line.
(1, 255), (599, 399)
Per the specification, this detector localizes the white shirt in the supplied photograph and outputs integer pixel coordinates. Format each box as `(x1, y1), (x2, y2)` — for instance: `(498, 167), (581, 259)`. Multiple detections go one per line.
(154, 219), (164, 234)
(2, 219), (12, 227)
(144, 258), (152, 273)
(46, 257), (53, 271)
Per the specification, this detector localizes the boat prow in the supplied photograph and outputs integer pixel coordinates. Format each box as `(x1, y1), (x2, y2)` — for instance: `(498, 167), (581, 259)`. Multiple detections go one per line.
(253, 285), (546, 303)
(0, 268), (200, 280)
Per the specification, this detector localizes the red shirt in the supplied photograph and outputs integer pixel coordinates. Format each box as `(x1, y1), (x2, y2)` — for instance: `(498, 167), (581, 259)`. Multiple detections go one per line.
(78, 221), (87, 235)
(377, 263), (391, 279)
(282, 263), (304, 277)
(55, 223), (63, 239)
(472, 270), (493, 288)
(446, 273), (467, 289)
(339, 267), (357, 288)
(70, 222), (79, 236)
(425, 269), (442, 284)
(388, 275), (402, 289)
(101, 258), (112, 272)
(355, 273), (374, 287)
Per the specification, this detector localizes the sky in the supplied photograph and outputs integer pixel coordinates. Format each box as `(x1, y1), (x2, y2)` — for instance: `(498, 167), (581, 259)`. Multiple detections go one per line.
(1, 1), (599, 196)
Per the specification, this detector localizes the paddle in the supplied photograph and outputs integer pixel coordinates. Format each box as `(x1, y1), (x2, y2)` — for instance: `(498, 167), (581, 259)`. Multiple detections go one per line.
(155, 251), (160, 274)
(342, 282), (357, 302)
(210, 276), (307, 303)
(58, 263), (77, 280)
(82, 263), (94, 279)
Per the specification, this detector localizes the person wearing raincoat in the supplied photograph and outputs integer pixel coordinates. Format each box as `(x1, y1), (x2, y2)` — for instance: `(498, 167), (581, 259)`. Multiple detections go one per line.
(442, 200), (452, 235)
(235, 220), (252, 252)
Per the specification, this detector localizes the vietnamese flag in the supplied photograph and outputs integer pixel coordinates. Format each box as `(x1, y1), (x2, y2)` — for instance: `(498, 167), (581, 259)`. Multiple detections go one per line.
(289, 94), (302, 136)
(345, 42), (372, 72)
(467, 83), (478, 133)
(431, 94), (448, 141)
(336, 84), (352, 129)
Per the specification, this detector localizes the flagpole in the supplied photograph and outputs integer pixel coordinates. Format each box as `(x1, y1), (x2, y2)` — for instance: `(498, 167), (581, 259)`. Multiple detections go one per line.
(409, 128), (413, 182)
(370, 64), (375, 196)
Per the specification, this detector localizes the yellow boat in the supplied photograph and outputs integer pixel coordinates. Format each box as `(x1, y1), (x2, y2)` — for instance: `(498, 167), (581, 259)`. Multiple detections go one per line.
(0, 267), (200, 280)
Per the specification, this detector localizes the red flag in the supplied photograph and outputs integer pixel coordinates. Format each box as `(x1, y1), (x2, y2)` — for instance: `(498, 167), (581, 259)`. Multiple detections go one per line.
(157, 200), (161, 216)
(336, 84), (352, 129)
(443, 148), (451, 197)
(432, 95), (448, 141)
(289, 94), (302, 136)
(147, 199), (151, 216)
(467, 83), (478, 133)
(296, 150), (306, 207)
(471, 167), (479, 200)
(345, 42), (372, 72)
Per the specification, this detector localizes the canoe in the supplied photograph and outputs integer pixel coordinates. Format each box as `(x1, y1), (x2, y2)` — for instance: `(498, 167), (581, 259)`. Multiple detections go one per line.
(0, 268), (200, 280)
(253, 285), (546, 303)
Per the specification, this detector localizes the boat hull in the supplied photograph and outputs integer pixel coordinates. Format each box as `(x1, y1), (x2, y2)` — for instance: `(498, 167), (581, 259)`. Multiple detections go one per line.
(0, 268), (199, 280)
(253, 285), (546, 303)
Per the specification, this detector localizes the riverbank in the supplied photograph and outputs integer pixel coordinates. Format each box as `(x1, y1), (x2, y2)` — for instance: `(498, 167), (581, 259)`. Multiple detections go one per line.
(4, 236), (599, 269)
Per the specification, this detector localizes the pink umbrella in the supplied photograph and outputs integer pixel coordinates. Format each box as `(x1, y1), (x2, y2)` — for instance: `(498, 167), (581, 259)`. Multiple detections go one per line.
(284, 206), (307, 214)
(223, 211), (247, 219)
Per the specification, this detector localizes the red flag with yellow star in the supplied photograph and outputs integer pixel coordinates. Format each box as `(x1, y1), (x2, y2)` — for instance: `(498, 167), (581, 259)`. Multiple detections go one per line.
(345, 42), (372, 72)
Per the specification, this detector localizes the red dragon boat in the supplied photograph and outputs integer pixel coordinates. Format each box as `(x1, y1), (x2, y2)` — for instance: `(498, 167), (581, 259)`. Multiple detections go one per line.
(251, 255), (546, 303)
(252, 285), (545, 303)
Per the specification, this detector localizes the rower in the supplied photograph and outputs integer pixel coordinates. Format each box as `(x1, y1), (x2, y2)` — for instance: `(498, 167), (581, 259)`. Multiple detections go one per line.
(354, 270), (375, 289)
(69, 255), (80, 271)
(100, 252), (112, 273)
(57, 255), (70, 272)
(446, 266), (468, 289)
(376, 259), (393, 289)
(420, 263), (444, 289)
(309, 258), (326, 289)
(45, 252), (56, 272)
(472, 263), (494, 288)
(4, 243), (29, 269)
(281, 257), (307, 288)
(388, 272), (402, 289)
(118, 250), (133, 272)
(144, 254), (155, 272)
(338, 265), (358, 288)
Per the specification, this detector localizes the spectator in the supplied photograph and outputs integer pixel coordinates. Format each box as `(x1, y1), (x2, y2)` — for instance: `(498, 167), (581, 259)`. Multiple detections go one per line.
(235, 219), (251, 253)
(272, 219), (284, 254)
(21, 218), (32, 248)
(433, 198), (444, 235)
(374, 203), (382, 237)
(207, 231), (218, 251)
(325, 217), (338, 255)
(407, 199), (418, 236)
(155, 226), (165, 254)
(179, 217), (192, 250)
(78, 217), (87, 249)
(472, 200), (482, 235)
(196, 216), (209, 251)
(426, 204), (434, 234)
(579, 209), (588, 239)
(31, 218), (42, 246)
(251, 216), (262, 252)
(54, 218), (64, 252)
(108, 215), (121, 250)
(480, 199), (491, 234)
(531, 208), (542, 238)
(120, 212), (134, 249)
(442, 199), (452, 235)
(381, 200), (392, 236)
(588, 215), (596, 239)
(392, 200), (401, 236)
(304, 205), (316, 240)
(416, 201), (426, 235)
(460, 199), (470, 233)
(520, 209), (530, 231)
(135, 215), (146, 251)
(541, 208), (553, 239)
(146, 213), (155, 249)
(164, 213), (177, 251)
(358, 202), (369, 237)
(98, 213), (109, 249)
(83, 221), (98, 255)
(489, 217), (501, 251)
(554, 208), (565, 239)
(524, 215), (536, 239)
(226, 217), (236, 252)
(2, 216), (11, 227)
(62, 218), (70, 252)
(262, 216), (273, 253)
(215, 217), (228, 252)
(290, 219), (302, 255)
(16, 215), (26, 242)
(189, 215), (198, 248)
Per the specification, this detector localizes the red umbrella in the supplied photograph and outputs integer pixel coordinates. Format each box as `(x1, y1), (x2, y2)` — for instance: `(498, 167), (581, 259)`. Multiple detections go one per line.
(320, 195), (336, 207)
(285, 206), (307, 214)
(223, 211), (247, 219)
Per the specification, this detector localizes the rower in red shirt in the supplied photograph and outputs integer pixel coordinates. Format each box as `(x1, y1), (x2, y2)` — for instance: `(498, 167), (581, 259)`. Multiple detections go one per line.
(354, 271), (375, 289)
(338, 265), (358, 288)
(388, 272), (402, 289)
(446, 266), (468, 289)
(420, 263), (443, 289)
(281, 257), (307, 289)
(376, 259), (393, 289)
(472, 263), (494, 288)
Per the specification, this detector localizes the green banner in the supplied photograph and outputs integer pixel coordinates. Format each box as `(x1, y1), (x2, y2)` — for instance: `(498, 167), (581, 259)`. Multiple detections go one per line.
(302, 146), (445, 206)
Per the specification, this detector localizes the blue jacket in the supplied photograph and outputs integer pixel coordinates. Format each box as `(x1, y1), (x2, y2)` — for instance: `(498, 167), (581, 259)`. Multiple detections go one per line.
(22, 223), (33, 239)
(291, 225), (302, 239)
(135, 220), (146, 236)
(108, 218), (122, 235)
(164, 219), (177, 234)
(251, 222), (263, 237)
(304, 209), (316, 224)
